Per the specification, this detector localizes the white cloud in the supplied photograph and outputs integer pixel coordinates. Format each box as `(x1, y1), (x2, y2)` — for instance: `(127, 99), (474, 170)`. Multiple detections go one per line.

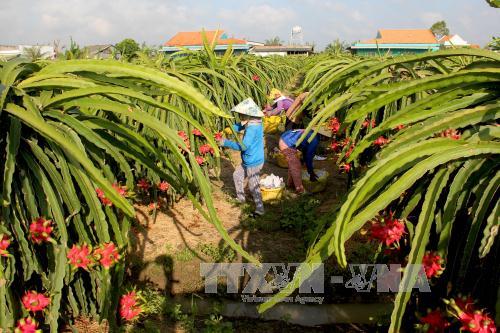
(219, 4), (296, 31)
(420, 12), (444, 26)
(0, 0), (497, 49)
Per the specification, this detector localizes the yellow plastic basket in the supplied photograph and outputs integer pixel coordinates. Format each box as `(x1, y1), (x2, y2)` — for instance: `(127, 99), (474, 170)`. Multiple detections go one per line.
(263, 115), (285, 134)
(302, 170), (329, 193)
(274, 150), (302, 168)
(260, 185), (285, 202)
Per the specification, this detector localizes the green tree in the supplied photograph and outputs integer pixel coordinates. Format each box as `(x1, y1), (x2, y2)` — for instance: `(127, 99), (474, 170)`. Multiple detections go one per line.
(430, 21), (450, 39)
(115, 38), (140, 60)
(487, 36), (500, 50)
(264, 36), (283, 46)
(485, 0), (500, 8)
(324, 39), (350, 55)
(23, 46), (46, 61)
(61, 37), (86, 60)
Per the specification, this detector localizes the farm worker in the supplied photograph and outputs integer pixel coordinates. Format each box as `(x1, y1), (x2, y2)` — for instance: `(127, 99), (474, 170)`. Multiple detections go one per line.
(285, 91), (309, 131)
(217, 98), (266, 216)
(264, 88), (294, 116)
(279, 126), (332, 194)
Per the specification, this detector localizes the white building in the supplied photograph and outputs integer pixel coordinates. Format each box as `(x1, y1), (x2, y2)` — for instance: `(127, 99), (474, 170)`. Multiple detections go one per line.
(438, 34), (470, 47)
(0, 45), (56, 59)
(249, 45), (314, 57)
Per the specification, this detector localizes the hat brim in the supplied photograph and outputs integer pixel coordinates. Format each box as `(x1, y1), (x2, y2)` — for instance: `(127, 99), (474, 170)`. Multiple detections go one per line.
(232, 109), (265, 118)
(315, 126), (333, 138)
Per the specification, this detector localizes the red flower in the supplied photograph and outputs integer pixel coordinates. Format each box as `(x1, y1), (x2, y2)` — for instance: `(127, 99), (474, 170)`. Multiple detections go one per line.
(328, 117), (341, 134)
(67, 244), (92, 270)
(15, 317), (41, 333)
(195, 156), (205, 165)
(341, 137), (351, 147)
(158, 181), (170, 192)
(374, 136), (389, 146)
(369, 213), (406, 247)
(22, 291), (50, 312)
(93, 243), (120, 269)
(459, 310), (496, 333)
(96, 188), (113, 206)
(422, 251), (445, 279)
(419, 309), (450, 333)
(137, 179), (150, 191)
(214, 132), (223, 141)
(455, 295), (476, 313)
(148, 201), (161, 212)
(112, 183), (127, 197)
(120, 292), (142, 321)
(344, 144), (354, 158)
(362, 119), (376, 129)
(192, 129), (203, 136)
(252, 74), (260, 82)
(330, 141), (341, 152)
(339, 163), (351, 173)
(177, 131), (191, 150)
(199, 144), (215, 155)
(446, 298), (497, 333)
(29, 218), (53, 244)
(395, 124), (405, 131)
(439, 129), (461, 140)
(177, 130), (188, 140)
(0, 234), (11, 257)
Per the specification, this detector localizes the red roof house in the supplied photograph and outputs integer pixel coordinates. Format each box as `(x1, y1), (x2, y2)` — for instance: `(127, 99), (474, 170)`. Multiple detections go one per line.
(162, 30), (250, 53)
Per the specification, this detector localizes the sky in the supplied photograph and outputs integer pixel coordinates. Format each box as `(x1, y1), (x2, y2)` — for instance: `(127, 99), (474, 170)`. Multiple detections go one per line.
(1, 0), (499, 50)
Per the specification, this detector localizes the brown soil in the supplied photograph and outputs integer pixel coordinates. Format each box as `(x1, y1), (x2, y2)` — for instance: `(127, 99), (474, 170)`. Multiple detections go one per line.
(128, 133), (347, 295)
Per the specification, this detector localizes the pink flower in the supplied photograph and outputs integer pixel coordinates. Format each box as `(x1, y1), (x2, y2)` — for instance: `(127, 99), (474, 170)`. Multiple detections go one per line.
(158, 181), (170, 192)
(15, 317), (41, 333)
(369, 213), (406, 247)
(120, 292), (142, 321)
(67, 244), (92, 270)
(419, 309), (450, 333)
(195, 156), (205, 165)
(137, 179), (150, 191)
(422, 251), (445, 279)
(22, 291), (50, 312)
(328, 118), (341, 134)
(0, 234), (11, 257)
(199, 144), (215, 155)
(395, 124), (405, 131)
(29, 218), (53, 244)
(192, 129), (203, 136)
(252, 74), (260, 81)
(374, 136), (389, 146)
(96, 188), (113, 206)
(94, 243), (120, 269)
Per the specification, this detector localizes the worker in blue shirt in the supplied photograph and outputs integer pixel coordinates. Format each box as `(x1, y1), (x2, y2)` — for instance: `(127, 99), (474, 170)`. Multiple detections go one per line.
(217, 98), (265, 216)
(279, 127), (332, 193)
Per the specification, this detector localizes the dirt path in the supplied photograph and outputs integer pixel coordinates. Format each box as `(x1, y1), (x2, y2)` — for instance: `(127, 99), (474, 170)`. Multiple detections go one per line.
(128, 133), (348, 295)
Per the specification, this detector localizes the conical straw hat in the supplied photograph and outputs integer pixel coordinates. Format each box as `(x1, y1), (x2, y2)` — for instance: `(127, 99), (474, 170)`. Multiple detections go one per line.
(231, 98), (265, 118)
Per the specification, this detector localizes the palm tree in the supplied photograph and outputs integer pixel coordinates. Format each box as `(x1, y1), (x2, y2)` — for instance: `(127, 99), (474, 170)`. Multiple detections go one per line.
(23, 46), (46, 61)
